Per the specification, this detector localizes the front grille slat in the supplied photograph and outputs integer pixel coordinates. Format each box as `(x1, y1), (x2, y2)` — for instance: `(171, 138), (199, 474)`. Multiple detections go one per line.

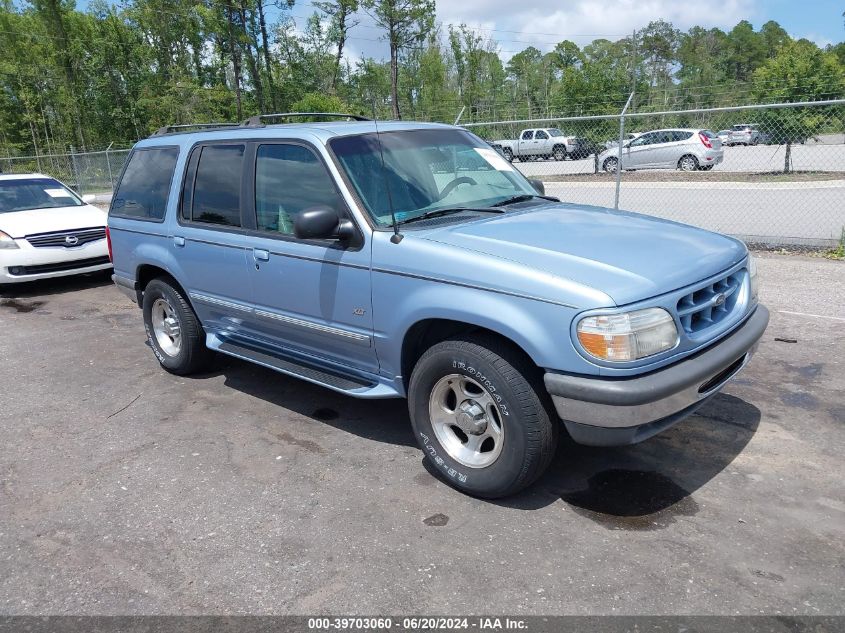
(676, 271), (744, 335)
(25, 227), (106, 248)
(8, 256), (111, 276)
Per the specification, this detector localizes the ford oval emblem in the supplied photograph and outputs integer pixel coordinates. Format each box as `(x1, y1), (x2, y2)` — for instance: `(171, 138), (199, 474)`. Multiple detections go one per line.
(65, 235), (79, 246)
(713, 293), (727, 307)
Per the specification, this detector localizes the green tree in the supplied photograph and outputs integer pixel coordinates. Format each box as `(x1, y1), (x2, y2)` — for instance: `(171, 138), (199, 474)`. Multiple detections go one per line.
(362, 0), (434, 119)
(315, 0), (359, 92)
(752, 40), (845, 172)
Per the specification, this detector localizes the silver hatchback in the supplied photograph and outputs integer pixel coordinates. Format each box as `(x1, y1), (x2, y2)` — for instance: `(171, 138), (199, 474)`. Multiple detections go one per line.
(599, 129), (724, 172)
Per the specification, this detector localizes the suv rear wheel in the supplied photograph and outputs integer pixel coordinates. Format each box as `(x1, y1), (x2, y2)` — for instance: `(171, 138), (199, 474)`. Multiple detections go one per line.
(142, 278), (214, 375)
(408, 335), (557, 498)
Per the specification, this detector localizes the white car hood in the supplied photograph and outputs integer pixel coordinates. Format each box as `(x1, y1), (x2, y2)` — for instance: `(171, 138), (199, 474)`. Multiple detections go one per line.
(0, 205), (106, 238)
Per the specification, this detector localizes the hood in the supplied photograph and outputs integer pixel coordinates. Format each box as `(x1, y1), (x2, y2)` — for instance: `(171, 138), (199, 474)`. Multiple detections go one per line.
(420, 203), (747, 306)
(0, 205), (106, 238)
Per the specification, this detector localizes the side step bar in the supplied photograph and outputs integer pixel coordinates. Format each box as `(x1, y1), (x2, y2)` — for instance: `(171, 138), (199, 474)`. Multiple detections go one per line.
(208, 334), (401, 398)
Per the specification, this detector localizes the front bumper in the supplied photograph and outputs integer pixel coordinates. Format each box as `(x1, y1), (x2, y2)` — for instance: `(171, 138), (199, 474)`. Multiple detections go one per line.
(0, 239), (111, 283)
(545, 305), (769, 446)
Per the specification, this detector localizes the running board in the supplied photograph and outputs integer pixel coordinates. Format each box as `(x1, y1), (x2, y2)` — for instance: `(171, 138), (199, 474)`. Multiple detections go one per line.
(208, 334), (400, 398)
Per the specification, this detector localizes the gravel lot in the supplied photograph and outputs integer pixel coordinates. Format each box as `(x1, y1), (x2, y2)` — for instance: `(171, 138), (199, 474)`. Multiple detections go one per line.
(1, 254), (844, 615)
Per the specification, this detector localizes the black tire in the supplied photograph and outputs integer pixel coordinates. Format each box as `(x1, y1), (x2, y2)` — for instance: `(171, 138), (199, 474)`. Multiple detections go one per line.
(678, 154), (699, 171)
(408, 334), (558, 498)
(603, 157), (619, 173)
(502, 147), (514, 163)
(552, 145), (567, 161)
(142, 277), (214, 375)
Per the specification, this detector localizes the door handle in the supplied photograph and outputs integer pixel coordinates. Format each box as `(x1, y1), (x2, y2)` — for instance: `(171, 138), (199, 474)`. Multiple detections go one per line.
(253, 249), (270, 262)
(173, 236), (185, 247)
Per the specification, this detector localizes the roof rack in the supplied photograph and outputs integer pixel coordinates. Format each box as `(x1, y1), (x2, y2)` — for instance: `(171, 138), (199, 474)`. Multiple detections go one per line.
(242, 112), (372, 127)
(151, 122), (241, 137)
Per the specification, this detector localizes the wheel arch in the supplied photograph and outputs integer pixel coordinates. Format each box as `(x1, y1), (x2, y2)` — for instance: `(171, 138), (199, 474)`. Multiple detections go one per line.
(400, 318), (543, 392)
(136, 263), (191, 309)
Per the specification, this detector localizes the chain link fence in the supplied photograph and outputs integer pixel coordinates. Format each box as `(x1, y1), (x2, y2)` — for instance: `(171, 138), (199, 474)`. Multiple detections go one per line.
(1, 148), (131, 198)
(3, 100), (843, 249)
(466, 99), (845, 249)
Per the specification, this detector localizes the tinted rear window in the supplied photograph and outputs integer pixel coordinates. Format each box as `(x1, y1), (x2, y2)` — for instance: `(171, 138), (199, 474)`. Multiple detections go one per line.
(190, 144), (244, 227)
(110, 147), (178, 221)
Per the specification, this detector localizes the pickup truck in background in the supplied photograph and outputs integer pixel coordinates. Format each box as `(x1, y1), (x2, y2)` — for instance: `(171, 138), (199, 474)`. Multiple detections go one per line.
(491, 128), (589, 162)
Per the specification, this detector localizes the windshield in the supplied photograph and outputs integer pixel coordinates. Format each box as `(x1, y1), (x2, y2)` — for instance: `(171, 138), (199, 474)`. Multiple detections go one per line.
(547, 129), (563, 137)
(329, 129), (539, 227)
(0, 178), (83, 214)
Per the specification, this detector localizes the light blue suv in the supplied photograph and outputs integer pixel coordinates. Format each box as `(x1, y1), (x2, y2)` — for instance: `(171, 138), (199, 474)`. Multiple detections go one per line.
(108, 114), (768, 498)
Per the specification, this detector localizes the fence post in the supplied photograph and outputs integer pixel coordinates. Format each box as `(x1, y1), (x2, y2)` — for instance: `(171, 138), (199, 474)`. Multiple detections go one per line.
(614, 92), (634, 210)
(105, 142), (115, 190)
(69, 146), (82, 193)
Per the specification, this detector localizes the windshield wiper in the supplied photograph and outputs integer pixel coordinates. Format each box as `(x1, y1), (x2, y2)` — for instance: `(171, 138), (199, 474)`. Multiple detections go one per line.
(492, 194), (559, 207)
(400, 207), (505, 226)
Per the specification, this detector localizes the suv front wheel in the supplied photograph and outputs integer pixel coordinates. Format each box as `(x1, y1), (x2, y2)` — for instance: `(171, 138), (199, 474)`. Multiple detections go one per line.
(142, 278), (214, 375)
(408, 335), (557, 498)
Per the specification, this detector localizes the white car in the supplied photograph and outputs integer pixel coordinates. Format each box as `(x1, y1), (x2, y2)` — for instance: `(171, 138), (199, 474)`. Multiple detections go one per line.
(598, 129), (724, 172)
(0, 173), (111, 284)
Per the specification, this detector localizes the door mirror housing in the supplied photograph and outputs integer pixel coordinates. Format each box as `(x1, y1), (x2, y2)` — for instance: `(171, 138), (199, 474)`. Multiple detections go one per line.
(529, 179), (545, 195)
(81, 194), (96, 204)
(294, 207), (356, 242)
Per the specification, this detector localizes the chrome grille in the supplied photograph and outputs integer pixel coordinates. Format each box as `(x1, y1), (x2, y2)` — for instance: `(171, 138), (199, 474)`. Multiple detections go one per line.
(26, 227), (106, 248)
(676, 271), (744, 335)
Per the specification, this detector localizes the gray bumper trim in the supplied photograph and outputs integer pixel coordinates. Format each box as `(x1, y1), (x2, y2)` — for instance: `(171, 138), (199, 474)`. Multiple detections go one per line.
(544, 304), (769, 433)
(112, 274), (140, 305)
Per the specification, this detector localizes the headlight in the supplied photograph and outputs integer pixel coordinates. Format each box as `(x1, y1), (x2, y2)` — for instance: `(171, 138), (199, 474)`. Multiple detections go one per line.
(577, 307), (678, 362)
(0, 230), (19, 249)
(748, 254), (759, 301)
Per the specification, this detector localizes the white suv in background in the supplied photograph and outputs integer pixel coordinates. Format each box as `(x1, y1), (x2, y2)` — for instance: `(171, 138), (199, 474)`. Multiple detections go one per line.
(598, 129), (724, 172)
(0, 173), (111, 285)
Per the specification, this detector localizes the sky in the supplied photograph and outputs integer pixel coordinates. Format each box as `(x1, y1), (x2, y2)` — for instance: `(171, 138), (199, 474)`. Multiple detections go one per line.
(69, 0), (845, 59)
(284, 0), (845, 61)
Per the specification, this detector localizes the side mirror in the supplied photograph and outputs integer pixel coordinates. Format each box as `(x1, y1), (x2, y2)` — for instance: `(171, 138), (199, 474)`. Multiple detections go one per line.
(81, 194), (96, 204)
(529, 179), (545, 195)
(294, 207), (356, 242)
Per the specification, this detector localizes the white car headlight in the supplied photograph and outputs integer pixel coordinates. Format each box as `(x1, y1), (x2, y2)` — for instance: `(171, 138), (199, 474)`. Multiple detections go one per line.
(577, 307), (679, 362)
(748, 254), (759, 301)
(0, 230), (19, 250)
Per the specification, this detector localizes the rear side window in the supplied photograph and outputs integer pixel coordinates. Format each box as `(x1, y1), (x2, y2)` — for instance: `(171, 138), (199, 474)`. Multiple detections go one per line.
(672, 131), (694, 141)
(521, 130), (534, 140)
(189, 144), (245, 227)
(110, 147), (178, 221)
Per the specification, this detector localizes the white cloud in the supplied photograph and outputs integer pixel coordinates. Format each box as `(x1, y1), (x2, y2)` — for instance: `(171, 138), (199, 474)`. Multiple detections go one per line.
(301, 0), (763, 63)
(438, 0), (758, 58)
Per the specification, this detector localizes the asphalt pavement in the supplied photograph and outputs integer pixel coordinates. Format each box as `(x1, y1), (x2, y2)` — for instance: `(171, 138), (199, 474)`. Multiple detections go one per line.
(545, 180), (845, 247)
(1, 254), (844, 615)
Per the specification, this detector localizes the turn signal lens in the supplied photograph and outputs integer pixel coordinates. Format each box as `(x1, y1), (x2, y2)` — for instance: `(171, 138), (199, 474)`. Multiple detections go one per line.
(0, 230), (19, 249)
(577, 308), (678, 362)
